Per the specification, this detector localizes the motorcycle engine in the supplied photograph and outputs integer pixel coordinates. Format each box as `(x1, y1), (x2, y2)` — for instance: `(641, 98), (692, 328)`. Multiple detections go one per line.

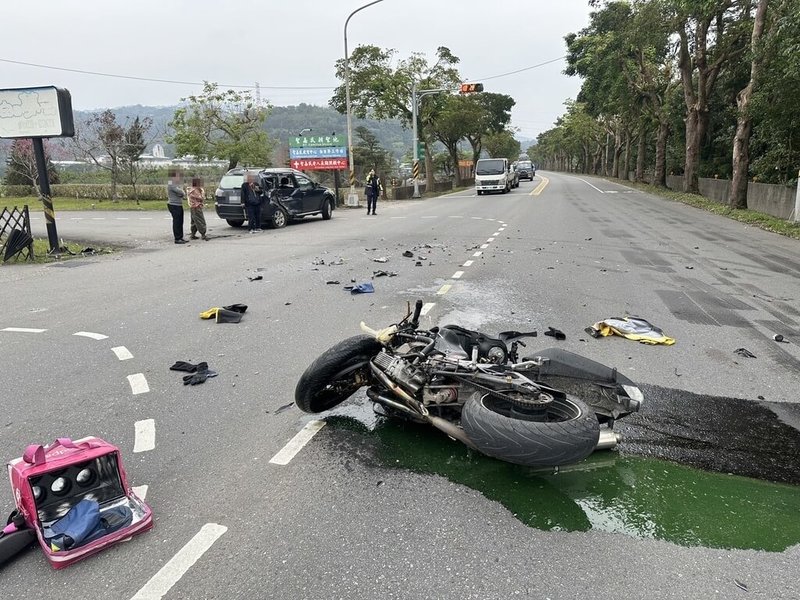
(372, 351), (427, 394)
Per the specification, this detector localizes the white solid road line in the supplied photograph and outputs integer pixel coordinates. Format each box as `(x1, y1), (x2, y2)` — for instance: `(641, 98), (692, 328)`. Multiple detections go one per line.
(420, 302), (436, 316)
(128, 373), (150, 395)
(129, 523), (228, 600)
(269, 420), (326, 465)
(74, 331), (109, 340)
(133, 419), (155, 453)
(574, 176), (606, 194)
(132, 485), (148, 500)
(473, 251), (483, 257)
(463, 260), (474, 267)
(112, 346), (134, 361)
(1, 327), (47, 333)
(452, 271), (464, 279)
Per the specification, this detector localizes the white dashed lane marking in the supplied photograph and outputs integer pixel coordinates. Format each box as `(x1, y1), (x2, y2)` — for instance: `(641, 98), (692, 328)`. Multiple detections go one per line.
(269, 420), (326, 465)
(1, 327), (47, 333)
(452, 271), (464, 279)
(112, 346), (134, 361)
(129, 523), (228, 600)
(437, 284), (451, 295)
(421, 215), (437, 219)
(487, 237), (495, 242)
(128, 373), (150, 395)
(133, 419), (155, 453)
(420, 302), (436, 316)
(463, 260), (474, 267)
(74, 331), (109, 340)
(480, 243), (489, 249)
(473, 251), (483, 257)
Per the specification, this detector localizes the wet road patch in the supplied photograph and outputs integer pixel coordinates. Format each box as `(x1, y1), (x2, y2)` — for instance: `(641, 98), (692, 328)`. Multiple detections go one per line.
(323, 389), (800, 552)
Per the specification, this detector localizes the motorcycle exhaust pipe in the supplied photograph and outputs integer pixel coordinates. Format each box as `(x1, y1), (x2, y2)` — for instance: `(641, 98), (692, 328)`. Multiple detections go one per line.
(595, 428), (620, 450)
(426, 415), (478, 450)
(366, 388), (420, 419)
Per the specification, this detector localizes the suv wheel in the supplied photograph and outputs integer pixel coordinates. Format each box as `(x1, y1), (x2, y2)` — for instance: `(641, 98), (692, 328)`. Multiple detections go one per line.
(321, 199), (333, 220)
(271, 207), (288, 229)
(226, 219), (245, 227)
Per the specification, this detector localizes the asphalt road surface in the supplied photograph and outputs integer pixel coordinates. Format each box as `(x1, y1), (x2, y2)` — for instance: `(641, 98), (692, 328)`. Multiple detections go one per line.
(2, 173), (799, 599)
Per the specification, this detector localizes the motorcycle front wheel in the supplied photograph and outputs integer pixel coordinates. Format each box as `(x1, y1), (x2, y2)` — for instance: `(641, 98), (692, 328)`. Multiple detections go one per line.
(295, 335), (382, 413)
(461, 390), (600, 467)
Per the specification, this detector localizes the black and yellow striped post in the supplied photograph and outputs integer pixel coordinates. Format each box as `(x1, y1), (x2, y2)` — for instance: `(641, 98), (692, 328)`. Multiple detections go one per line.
(32, 138), (60, 254)
(349, 169), (356, 188)
(412, 160), (420, 180)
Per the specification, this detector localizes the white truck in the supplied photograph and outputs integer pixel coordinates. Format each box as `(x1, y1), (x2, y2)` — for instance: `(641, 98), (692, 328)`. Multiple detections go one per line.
(475, 158), (513, 195)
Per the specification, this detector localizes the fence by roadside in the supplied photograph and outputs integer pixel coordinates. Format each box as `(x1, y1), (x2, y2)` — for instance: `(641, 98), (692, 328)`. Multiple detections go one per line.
(661, 175), (798, 221)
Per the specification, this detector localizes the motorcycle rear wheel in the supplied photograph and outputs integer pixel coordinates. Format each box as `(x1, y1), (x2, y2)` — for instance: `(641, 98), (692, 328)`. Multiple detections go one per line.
(295, 335), (382, 413)
(461, 390), (600, 466)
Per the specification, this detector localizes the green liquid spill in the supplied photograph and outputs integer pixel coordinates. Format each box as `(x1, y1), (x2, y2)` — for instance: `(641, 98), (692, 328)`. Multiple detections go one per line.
(327, 414), (800, 552)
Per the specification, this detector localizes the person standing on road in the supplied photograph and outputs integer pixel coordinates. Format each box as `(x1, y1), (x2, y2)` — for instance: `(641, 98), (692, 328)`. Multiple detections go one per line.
(241, 172), (263, 233)
(167, 169), (187, 244)
(187, 177), (208, 240)
(365, 169), (383, 215)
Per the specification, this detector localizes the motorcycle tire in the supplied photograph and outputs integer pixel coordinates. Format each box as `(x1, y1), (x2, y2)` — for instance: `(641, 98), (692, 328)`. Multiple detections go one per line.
(295, 335), (382, 413)
(461, 390), (599, 466)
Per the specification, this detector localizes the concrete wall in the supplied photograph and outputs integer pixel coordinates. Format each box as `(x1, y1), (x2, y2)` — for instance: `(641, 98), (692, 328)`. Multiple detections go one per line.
(663, 175), (796, 219)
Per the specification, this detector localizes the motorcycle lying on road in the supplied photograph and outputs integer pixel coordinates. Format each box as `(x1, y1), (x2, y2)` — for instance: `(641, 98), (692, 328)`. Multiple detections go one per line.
(295, 301), (644, 467)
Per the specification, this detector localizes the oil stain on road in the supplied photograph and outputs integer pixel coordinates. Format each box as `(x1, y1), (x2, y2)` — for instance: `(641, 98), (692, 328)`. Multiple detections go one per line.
(323, 387), (800, 552)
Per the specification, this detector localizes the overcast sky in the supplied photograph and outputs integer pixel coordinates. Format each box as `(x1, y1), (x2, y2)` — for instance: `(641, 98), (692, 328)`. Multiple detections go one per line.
(1, 0), (593, 140)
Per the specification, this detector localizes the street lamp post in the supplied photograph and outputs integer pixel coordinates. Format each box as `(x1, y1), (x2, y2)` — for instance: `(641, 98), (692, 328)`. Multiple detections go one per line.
(344, 0), (384, 206)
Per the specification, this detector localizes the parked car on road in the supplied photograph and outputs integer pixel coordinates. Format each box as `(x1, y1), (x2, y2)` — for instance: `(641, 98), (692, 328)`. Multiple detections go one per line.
(215, 168), (336, 228)
(516, 160), (536, 180)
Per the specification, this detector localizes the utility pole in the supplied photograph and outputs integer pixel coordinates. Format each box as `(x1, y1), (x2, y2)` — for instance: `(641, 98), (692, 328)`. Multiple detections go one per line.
(411, 86), (449, 198)
(344, 0), (384, 206)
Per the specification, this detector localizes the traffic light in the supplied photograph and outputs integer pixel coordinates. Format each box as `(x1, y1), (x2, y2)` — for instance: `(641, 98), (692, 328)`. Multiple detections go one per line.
(459, 83), (484, 94)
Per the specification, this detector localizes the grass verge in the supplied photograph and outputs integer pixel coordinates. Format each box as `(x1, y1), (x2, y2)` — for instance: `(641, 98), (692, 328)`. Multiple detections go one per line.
(2, 197), (166, 212)
(619, 180), (800, 240)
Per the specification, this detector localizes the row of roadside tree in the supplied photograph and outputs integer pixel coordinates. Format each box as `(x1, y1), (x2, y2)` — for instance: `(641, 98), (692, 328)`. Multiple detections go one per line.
(530, 0), (799, 210)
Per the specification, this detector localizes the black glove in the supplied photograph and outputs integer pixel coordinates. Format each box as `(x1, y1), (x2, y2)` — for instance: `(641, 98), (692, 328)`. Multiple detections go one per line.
(170, 361), (198, 372)
(222, 304), (248, 313)
(183, 371), (208, 385)
(544, 327), (566, 340)
(183, 368), (217, 385)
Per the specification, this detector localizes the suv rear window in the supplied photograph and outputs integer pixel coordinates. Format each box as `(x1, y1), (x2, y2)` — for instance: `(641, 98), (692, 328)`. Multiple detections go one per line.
(518, 161), (532, 169)
(219, 175), (244, 189)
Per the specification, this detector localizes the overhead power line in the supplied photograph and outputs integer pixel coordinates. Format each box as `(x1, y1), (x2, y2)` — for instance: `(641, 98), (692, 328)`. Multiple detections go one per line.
(0, 54), (567, 93)
(0, 58), (336, 90)
(474, 56), (566, 81)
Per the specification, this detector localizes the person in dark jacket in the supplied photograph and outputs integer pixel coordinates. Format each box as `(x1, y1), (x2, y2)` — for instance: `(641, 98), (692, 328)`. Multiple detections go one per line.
(364, 169), (383, 215)
(241, 172), (263, 233)
(166, 169), (187, 243)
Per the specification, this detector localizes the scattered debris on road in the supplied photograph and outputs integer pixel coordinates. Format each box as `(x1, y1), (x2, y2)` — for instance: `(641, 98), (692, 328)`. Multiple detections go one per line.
(402, 250), (414, 258)
(247, 275), (263, 282)
(773, 334), (789, 343)
(326, 280), (340, 285)
(544, 326), (566, 340)
(345, 282), (374, 294)
(372, 257), (389, 263)
(585, 316), (676, 345)
(372, 270), (397, 278)
(734, 347), (757, 358)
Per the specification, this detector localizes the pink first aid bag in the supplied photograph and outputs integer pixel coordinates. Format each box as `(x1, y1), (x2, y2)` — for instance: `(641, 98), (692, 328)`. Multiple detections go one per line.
(7, 437), (153, 569)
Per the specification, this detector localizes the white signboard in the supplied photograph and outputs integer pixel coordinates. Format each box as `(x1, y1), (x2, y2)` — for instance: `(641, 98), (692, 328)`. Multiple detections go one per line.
(0, 86), (73, 138)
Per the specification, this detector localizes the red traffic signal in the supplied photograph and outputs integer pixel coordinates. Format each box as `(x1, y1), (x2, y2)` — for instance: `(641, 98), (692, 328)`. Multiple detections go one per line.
(459, 83), (484, 94)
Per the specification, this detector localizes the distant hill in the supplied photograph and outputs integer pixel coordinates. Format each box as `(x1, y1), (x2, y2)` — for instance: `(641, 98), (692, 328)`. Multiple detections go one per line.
(69, 103), (412, 160)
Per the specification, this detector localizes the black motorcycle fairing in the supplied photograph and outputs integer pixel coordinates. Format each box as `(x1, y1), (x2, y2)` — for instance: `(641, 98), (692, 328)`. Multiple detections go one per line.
(436, 325), (508, 362)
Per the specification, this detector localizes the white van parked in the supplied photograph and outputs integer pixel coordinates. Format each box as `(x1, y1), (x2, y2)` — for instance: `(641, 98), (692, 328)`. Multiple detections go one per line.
(475, 158), (513, 194)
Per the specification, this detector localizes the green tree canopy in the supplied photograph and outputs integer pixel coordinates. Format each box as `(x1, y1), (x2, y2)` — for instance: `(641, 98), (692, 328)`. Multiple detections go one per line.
(168, 82), (273, 171)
